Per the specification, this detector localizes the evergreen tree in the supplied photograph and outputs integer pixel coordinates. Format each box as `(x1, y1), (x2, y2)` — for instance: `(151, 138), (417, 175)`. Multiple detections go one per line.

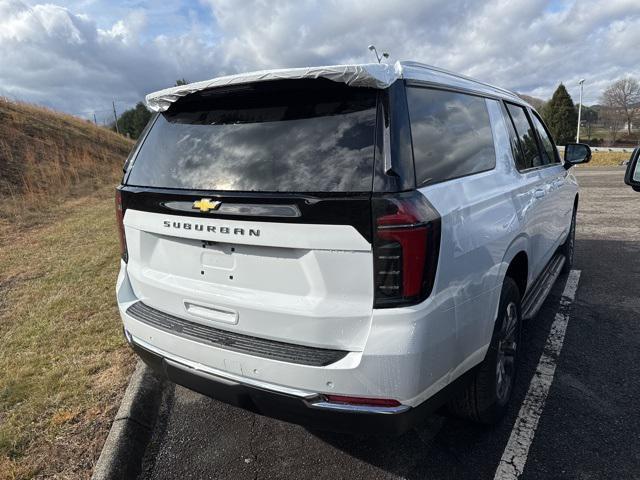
(542, 84), (578, 145)
(116, 102), (152, 139)
(114, 81), (187, 138)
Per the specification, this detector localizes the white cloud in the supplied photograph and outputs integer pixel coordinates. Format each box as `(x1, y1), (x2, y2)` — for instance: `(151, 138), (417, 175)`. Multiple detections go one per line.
(206, 0), (640, 104)
(99, 10), (147, 43)
(0, 0), (220, 121)
(1, 0), (640, 121)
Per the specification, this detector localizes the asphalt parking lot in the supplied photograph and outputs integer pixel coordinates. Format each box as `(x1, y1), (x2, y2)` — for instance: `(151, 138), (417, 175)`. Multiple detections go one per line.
(139, 167), (640, 480)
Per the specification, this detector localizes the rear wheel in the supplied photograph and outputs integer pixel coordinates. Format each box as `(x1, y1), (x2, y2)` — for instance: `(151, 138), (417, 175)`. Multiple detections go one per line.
(561, 208), (576, 274)
(447, 278), (522, 424)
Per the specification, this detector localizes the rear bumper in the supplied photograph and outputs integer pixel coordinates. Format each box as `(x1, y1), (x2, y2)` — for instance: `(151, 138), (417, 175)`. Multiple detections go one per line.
(117, 261), (470, 433)
(129, 334), (442, 435)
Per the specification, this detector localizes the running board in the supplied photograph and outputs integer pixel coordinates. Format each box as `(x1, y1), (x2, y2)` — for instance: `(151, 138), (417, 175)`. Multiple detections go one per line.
(521, 253), (566, 320)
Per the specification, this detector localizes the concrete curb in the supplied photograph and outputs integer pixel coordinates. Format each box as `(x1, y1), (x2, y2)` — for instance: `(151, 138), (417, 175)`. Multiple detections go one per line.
(92, 361), (164, 480)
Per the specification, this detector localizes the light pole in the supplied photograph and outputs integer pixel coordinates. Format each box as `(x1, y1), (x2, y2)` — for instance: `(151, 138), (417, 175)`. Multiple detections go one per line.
(576, 79), (585, 143)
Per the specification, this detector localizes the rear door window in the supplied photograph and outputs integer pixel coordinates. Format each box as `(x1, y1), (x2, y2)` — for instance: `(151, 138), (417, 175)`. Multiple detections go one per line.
(500, 102), (527, 171)
(531, 113), (560, 165)
(126, 80), (377, 192)
(505, 103), (542, 170)
(406, 87), (496, 186)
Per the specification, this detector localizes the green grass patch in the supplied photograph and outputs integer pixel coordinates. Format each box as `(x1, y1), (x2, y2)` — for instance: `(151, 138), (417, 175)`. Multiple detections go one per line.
(0, 192), (134, 479)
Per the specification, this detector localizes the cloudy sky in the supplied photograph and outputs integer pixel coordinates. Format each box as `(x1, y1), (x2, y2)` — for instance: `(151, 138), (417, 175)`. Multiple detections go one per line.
(2, 0), (640, 123)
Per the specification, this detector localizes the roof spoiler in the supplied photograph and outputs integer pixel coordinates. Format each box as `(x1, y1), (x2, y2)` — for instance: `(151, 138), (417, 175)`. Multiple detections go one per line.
(145, 62), (403, 113)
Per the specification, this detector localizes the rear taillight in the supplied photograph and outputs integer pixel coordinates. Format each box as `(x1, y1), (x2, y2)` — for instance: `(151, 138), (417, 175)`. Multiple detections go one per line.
(373, 191), (441, 308)
(115, 189), (128, 262)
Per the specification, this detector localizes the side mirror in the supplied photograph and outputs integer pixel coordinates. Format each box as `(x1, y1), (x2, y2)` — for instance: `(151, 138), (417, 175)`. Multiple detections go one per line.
(563, 143), (592, 169)
(624, 147), (640, 192)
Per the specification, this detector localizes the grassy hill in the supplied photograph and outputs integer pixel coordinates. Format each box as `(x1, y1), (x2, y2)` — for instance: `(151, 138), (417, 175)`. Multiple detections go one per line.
(0, 98), (136, 479)
(0, 98), (132, 222)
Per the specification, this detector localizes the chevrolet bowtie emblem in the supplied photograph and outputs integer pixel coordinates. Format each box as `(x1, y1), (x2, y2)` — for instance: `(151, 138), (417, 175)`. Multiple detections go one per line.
(192, 198), (221, 213)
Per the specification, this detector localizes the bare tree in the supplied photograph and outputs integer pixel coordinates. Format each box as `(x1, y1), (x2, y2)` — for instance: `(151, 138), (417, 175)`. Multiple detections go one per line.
(601, 78), (640, 136)
(600, 106), (623, 145)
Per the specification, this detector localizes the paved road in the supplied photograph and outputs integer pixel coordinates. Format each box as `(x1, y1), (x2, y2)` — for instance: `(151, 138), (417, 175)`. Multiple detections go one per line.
(139, 167), (640, 480)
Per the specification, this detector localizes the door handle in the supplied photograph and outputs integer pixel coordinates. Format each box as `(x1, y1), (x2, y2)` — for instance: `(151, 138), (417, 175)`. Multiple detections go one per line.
(533, 189), (546, 199)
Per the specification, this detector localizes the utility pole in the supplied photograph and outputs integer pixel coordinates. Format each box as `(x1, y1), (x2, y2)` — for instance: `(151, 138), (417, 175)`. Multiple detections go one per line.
(576, 79), (585, 143)
(112, 100), (120, 134)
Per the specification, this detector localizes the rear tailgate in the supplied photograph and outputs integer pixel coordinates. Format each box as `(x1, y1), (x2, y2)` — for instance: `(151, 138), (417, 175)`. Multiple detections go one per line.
(120, 190), (374, 351)
(120, 80), (381, 351)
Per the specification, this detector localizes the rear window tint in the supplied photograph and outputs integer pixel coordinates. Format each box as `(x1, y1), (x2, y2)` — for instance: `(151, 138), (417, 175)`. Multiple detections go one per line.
(406, 87), (495, 186)
(126, 81), (377, 192)
(500, 102), (527, 171)
(505, 104), (542, 169)
(531, 113), (559, 165)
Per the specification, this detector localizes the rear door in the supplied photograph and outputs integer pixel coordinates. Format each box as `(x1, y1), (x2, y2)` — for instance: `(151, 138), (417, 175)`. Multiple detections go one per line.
(529, 110), (571, 249)
(503, 102), (551, 280)
(120, 80), (379, 352)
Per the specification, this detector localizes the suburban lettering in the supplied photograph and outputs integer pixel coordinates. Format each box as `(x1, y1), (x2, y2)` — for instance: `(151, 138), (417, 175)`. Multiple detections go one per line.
(162, 220), (260, 238)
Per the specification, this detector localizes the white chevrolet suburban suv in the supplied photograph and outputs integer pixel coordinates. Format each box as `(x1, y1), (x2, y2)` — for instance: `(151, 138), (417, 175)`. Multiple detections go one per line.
(115, 61), (591, 434)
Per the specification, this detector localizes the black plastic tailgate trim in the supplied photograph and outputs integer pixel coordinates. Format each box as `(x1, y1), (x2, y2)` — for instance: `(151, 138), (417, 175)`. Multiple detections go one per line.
(118, 186), (374, 243)
(126, 301), (349, 367)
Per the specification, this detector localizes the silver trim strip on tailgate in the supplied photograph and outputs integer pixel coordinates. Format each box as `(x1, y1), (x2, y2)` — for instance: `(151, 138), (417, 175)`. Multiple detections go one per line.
(163, 201), (301, 218)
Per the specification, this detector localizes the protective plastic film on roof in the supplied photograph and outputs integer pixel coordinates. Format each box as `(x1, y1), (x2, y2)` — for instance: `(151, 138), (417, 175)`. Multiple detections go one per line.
(145, 62), (403, 112)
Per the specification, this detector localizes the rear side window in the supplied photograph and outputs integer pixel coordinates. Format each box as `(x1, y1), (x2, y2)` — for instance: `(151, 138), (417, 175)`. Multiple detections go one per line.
(500, 103), (527, 171)
(406, 87), (495, 186)
(505, 104), (542, 170)
(531, 113), (559, 165)
(126, 80), (377, 192)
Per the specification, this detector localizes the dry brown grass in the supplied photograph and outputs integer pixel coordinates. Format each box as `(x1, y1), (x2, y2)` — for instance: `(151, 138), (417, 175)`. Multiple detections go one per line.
(0, 97), (133, 225)
(0, 99), (136, 479)
(0, 193), (135, 480)
(588, 150), (631, 167)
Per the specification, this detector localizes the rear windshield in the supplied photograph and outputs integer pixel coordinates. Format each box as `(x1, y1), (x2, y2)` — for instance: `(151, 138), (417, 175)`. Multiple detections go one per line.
(126, 80), (378, 192)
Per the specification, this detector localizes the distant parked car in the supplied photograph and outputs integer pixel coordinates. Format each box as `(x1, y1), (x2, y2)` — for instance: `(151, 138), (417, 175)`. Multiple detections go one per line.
(115, 61), (591, 434)
(625, 148), (640, 191)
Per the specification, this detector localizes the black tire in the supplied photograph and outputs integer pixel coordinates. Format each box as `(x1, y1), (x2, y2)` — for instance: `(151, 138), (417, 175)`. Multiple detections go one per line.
(561, 207), (576, 274)
(447, 278), (522, 424)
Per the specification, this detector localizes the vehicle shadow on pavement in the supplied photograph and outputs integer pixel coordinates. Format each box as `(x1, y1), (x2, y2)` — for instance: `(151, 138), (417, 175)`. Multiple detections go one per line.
(306, 415), (497, 479)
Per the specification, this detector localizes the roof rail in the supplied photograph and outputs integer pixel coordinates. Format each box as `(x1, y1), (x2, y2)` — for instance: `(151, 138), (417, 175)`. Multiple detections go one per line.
(399, 61), (519, 99)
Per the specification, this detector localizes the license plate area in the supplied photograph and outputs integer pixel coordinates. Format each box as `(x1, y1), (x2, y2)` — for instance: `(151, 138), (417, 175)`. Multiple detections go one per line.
(201, 241), (235, 271)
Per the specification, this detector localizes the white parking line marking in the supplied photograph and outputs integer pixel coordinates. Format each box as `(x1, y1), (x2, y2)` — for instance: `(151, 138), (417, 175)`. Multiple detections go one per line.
(494, 269), (581, 480)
